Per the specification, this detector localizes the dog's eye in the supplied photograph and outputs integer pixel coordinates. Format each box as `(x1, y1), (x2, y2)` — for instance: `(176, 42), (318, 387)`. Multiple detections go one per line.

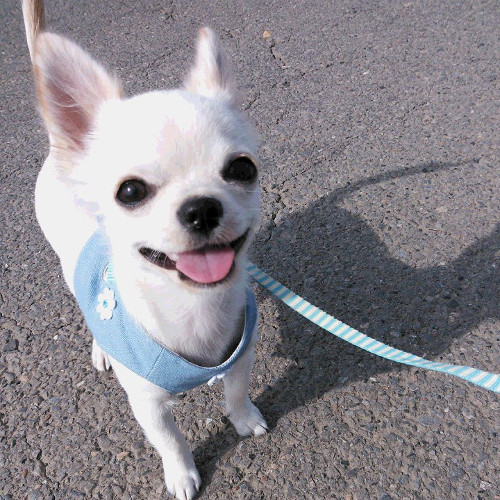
(116, 179), (149, 206)
(222, 155), (257, 184)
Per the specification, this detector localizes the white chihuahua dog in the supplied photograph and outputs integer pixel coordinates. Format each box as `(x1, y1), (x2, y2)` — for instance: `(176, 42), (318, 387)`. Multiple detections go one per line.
(22, 1), (267, 498)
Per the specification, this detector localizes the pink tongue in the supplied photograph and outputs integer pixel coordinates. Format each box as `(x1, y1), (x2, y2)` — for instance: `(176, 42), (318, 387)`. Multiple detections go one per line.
(175, 247), (235, 284)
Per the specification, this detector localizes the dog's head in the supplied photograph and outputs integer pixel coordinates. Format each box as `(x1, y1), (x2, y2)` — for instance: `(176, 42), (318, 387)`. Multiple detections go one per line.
(34, 28), (259, 288)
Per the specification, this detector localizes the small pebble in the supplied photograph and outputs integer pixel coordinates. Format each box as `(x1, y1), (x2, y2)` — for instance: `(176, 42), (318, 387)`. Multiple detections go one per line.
(116, 451), (129, 461)
(3, 339), (19, 352)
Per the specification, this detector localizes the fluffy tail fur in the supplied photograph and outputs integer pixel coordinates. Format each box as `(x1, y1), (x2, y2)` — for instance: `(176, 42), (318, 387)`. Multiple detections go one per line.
(22, 0), (45, 62)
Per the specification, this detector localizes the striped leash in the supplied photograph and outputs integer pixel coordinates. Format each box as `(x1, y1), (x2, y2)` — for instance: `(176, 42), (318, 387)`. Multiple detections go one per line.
(247, 263), (500, 394)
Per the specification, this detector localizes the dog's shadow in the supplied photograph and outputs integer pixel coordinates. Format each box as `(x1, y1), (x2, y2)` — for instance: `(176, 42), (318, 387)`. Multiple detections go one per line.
(193, 160), (499, 489)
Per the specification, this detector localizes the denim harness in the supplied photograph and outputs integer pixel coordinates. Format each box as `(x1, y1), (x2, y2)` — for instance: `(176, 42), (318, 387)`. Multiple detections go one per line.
(73, 231), (257, 393)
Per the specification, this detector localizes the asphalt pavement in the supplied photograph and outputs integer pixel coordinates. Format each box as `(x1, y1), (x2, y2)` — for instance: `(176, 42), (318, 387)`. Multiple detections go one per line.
(1, 0), (499, 499)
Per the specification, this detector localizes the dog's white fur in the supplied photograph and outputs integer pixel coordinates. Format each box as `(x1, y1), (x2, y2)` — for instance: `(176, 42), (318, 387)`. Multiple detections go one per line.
(23, 1), (267, 498)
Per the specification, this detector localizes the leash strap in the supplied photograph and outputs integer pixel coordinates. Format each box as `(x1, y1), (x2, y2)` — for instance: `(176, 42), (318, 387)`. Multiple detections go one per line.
(247, 263), (500, 394)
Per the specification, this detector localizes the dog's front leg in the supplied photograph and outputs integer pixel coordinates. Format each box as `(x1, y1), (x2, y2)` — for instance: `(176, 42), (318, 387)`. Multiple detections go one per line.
(223, 328), (268, 437)
(128, 395), (201, 500)
(112, 361), (201, 500)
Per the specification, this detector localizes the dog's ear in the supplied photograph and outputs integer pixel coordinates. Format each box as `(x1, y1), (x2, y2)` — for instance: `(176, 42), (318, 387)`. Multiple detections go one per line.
(33, 32), (122, 152)
(184, 28), (234, 102)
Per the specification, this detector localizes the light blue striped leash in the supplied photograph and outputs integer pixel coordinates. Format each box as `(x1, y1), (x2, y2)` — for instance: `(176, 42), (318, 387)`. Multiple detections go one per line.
(247, 263), (500, 394)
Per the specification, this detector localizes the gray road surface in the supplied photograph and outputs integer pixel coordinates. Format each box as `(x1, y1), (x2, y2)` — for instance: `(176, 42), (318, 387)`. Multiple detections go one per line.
(1, 0), (499, 499)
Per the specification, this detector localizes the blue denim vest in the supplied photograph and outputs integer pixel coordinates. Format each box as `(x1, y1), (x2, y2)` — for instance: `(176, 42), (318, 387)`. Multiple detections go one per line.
(73, 231), (257, 393)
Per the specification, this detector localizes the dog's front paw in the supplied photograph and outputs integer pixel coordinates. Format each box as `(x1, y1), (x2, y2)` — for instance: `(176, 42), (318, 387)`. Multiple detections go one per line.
(91, 339), (111, 371)
(228, 400), (268, 437)
(163, 460), (201, 500)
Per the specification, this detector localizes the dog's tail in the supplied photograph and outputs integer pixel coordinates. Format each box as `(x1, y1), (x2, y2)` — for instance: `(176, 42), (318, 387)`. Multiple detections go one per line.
(22, 0), (45, 63)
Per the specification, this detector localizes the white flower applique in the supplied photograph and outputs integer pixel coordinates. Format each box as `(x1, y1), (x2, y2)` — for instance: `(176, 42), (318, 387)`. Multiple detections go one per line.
(96, 287), (116, 320)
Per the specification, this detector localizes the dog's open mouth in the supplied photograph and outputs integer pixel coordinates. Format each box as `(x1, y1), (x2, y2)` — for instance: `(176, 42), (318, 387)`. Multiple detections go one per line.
(139, 230), (249, 286)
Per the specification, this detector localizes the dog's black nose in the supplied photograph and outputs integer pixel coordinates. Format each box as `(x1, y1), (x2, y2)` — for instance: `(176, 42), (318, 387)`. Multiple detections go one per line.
(177, 197), (223, 235)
